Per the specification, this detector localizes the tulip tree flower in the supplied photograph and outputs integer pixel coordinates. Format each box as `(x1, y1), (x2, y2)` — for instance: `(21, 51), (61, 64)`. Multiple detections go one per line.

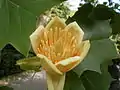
(30, 17), (90, 90)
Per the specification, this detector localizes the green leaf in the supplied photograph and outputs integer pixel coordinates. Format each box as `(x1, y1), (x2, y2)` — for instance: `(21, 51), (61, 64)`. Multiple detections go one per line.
(73, 39), (118, 76)
(10, 0), (64, 16)
(66, 4), (112, 40)
(66, 3), (93, 26)
(89, 4), (114, 20)
(0, 86), (13, 90)
(0, 0), (4, 8)
(17, 56), (41, 71)
(64, 71), (85, 90)
(110, 13), (120, 34)
(64, 60), (113, 90)
(80, 61), (112, 90)
(0, 0), (64, 55)
(83, 20), (112, 40)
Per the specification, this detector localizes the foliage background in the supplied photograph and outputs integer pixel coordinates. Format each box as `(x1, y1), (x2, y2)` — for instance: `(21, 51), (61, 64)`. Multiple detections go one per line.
(0, 0), (120, 90)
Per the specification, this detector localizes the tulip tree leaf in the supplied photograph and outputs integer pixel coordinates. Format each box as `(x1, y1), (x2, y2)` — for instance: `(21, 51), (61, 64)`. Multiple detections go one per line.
(64, 71), (85, 90)
(65, 61), (112, 90)
(89, 4), (114, 20)
(9, 0), (65, 16)
(66, 3), (118, 90)
(0, 0), (64, 55)
(67, 39), (117, 90)
(17, 56), (41, 71)
(66, 3), (112, 40)
(64, 61), (112, 90)
(73, 39), (118, 76)
(110, 13), (120, 34)
(80, 61), (112, 90)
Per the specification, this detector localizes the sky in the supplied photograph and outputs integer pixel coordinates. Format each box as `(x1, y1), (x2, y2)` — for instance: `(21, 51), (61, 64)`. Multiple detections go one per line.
(98, 0), (120, 3)
(67, 0), (120, 10)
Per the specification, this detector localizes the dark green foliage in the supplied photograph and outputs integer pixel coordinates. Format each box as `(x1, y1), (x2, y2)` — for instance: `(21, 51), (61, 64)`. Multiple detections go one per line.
(109, 80), (120, 90)
(67, 4), (112, 40)
(64, 71), (85, 90)
(108, 62), (120, 79)
(0, 0), (65, 55)
(0, 44), (24, 77)
(66, 3), (93, 25)
(0, 86), (13, 90)
(108, 58), (120, 90)
(110, 13), (120, 34)
(89, 4), (114, 20)
(78, 60), (112, 90)
(0, 0), (119, 90)
(67, 2), (120, 36)
(65, 2), (118, 90)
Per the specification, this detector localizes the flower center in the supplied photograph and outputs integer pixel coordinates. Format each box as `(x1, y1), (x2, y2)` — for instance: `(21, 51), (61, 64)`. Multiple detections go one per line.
(37, 27), (81, 64)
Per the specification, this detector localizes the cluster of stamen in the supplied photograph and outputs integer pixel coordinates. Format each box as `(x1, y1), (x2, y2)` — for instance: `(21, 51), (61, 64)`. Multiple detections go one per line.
(37, 27), (81, 64)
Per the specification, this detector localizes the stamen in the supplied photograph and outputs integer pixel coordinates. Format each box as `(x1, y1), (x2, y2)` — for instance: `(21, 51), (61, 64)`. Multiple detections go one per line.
(72, 44), (76, 48)
(68, 32), (71, 37)
(59, 27), (61, 30)
(43, 31), (47, 41)
(49, 46), (56, 62)
(76, 51), (80, 56)
(43, 31), (49, 46)
(41, 40), (46, 46)
(37, 48), (41, 53)
(48, 29), (53, 46)
(54, 27), (58, 43)
(54, 53), (61, 63)
(73, 48), (79, 56)
(61, 49), (66, 58)
(37, 46), (44, 55)
(74, 39), (77, 45)
(70, 37), (76, 45)
(53, 52), (58, 64)
(57, 53), (61, 56)
(57, 53), (61, 60)
(55, 27), (58, 30)
(39, 44), (45, 54)
(44, 47), (48, 51)
(44, 51), (48, 56)
(39, 44), (42, 48)
(62, 31), (67, 46)
(57, 27), (60, 40)
(71, 47), (76, 56)
(50, 28), (52, 31)
(64, 32), (72, 50)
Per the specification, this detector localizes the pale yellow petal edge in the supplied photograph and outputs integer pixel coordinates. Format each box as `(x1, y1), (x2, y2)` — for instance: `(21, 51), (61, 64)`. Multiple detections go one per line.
(45, 16), (66, 30)
(65, 21), (84, 44)
(37, 54), (63, 75)
(30, 25), (44, 54)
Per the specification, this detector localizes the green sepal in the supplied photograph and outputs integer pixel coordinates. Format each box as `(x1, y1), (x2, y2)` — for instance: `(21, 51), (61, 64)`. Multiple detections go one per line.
(17, 56), (41, 71)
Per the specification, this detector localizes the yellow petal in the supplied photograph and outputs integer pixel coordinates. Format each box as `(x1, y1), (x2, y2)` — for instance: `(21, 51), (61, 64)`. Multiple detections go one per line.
(46, 72), (65, 90)
(55, 56), (81, 72)
(37, 54), (63, 75)
(64, 22), (84, 44)
(30, 25), (45, 54)
(45, 16), (66, 31)
(79, 40), (91, 60)
(45, 17), (67, 46)
(55, 40), (90, 72)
